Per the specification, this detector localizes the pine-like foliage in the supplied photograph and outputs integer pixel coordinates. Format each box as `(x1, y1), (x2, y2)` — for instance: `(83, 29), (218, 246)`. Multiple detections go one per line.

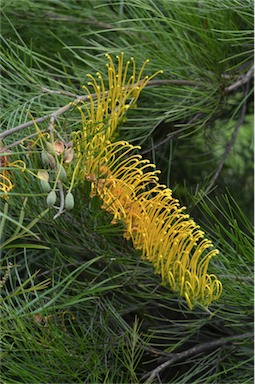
(0, 1), (253, 383)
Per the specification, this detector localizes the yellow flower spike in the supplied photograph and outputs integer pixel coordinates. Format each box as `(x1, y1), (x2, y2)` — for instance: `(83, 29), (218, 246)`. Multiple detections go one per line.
(83, 139), (222, 309)
(69, 54), (221, 308)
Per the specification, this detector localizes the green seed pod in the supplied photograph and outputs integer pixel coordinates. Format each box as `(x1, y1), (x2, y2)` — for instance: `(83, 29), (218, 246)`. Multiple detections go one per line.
(48, 153), (56, 169)
(46, 190), (56, 207)
(65, 192), (74, 210)
(41, 151), (56, 169)
(57, 164), (67, 182)
(40, 179), (51, 193)
(45, 141), (56, 155)
(41, 150), (50, 167)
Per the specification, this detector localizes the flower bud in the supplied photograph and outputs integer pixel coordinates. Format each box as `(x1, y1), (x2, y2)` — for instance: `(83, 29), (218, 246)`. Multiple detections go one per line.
(41, 150), (56, 169)
(45, 141), (56, 155)
(53, 140), (65, 155)
(41, 150), (50, 167)
(65, 192), (74, 210)
(64, 148), (74, 163)
(37, 171), (51, 192)
(57, 164), (67, 182)
(46, 190), (56, 207)
(40, 179), (51, 193)
(37, 170), (49, 182)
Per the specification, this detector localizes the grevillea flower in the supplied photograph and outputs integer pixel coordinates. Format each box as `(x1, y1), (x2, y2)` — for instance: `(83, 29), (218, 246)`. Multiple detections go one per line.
(84, 140), (222, 309)
(71, 54), (222, 309)
(71, 53), (163, 158)
(0, 152), (26, 199)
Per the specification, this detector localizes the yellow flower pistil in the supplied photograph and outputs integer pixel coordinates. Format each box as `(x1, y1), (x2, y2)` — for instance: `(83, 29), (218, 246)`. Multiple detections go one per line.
(85, 140), (222, 309)
(71, 53), (163, 161)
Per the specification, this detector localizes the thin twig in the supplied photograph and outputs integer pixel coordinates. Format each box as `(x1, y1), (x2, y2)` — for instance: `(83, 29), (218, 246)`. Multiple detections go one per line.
(142, 332), (253, 383)
(218, 274), (253, 282)
(41, 87), (80, 98)
(203, 80), (250, 196)
(53, 180), (65, 220)
(225, 66), (254, 93)
(140, 113), (203, 154)
(146, 79), (202, 87)
(140, 135), (176, 154)
(1, 70), (251, 142)
(0, 93), (93, 140)
(4, 131), (46, 150)
(0, 79), (201, 141)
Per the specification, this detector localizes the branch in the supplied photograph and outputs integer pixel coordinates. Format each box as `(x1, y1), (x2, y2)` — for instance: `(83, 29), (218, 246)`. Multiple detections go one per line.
(225, 66), (254, 93)
(203, 80), (250, 196)
(53, 180), (65, 220)
(4, 68), (251, 143)
(0, 93), (93, 141)
(0, 79), (201, 141)
(142, 332), (253, 383)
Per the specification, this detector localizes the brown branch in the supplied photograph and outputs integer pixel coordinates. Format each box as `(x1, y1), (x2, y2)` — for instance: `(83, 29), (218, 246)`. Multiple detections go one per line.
(203, 80), (250, 196)
(53, 180), (65, 220)
(140, 134), (176, 155)
(0, 79), (201, 141)
(225, 66), (254, 93)
(142, 332), (253, 383)
(146, 79), (202, 87)
(1, 68), (251, 143)
(40, 87), (79, 98)
(0, 93), (93, 140)
(5, 131), (46, 150)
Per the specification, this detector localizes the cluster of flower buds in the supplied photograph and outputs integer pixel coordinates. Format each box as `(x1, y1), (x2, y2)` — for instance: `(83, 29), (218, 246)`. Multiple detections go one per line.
(38, 140), (75, 212)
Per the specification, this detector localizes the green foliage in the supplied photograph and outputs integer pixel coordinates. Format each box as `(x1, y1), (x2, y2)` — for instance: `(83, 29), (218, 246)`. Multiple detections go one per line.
(0, 0), (253, 383)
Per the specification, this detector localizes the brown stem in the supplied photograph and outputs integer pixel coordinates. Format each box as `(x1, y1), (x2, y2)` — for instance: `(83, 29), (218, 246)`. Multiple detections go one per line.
(0, 93), (93, 141)
(1, 69), (252, 142)
(0, 79), (201, 141)
(203, 80), (250, 196)
(225, 66), (254, 93)
(143, 332), (253, 383)
(53, 180), (65, 220)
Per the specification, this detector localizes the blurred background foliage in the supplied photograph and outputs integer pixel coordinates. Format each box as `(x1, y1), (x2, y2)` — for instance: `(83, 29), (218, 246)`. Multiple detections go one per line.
(0, 0), (253, 383)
